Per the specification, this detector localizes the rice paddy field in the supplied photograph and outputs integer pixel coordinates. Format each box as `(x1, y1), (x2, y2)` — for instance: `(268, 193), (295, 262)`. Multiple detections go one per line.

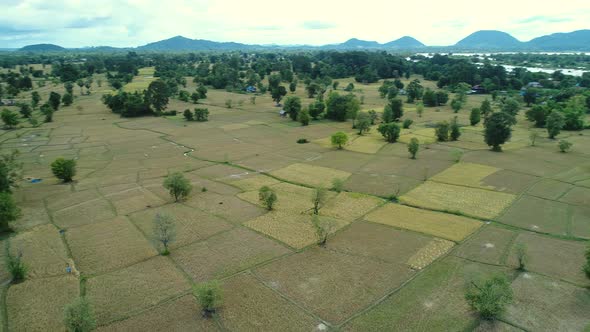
(1, 69), (590, 332)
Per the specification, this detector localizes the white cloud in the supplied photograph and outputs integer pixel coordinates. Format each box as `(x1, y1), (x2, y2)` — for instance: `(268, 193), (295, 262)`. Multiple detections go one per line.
(0, 0), (588, 47)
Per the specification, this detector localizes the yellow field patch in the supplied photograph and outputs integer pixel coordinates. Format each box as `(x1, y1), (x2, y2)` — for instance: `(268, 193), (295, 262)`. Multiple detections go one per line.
(221, 123), (250, 131)
(398, 128), (437, 144)
(431, 162), (500, 189)
(400, 181), (516, 219)
(244, 211), (348, 249)
(269, 163), (352, 188)
(346, 135), (387, 154)
(238, 182), (335, 214)
(365, 203), (482, 242)
(321, 192), (384, 221)
(407, 238), (455, 270)
(244, 120), (267, 125)
(226, 174), (281, 191)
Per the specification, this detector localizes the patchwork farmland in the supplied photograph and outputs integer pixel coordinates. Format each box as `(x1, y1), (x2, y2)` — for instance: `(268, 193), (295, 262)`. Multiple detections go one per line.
(1, 62), (590, 332)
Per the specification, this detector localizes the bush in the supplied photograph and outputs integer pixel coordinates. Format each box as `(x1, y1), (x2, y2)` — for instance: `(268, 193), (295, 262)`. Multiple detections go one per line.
(183, 109), (193, 121)
(515, 243), (528, 271)
(258, 186), (277, 210)
(161, 110), (177, 116)
(225, 99), (233, 108)
(450, 117), (461, 141)
(332, 178), (345, 193)
(64, 297), (96, 332)
(311, 187), (327, 215)
(296, 138), (309, 144)
(194, 281), (222, 317)
(378, 123), (401, 143)
(163, 172), (192, 202)
(408, 137), (419, 159)
(546, 111), (565, 139)
(465, 275), (513, 320)
(51, 158), (77, 182)
(529, 131), (539, 146)
(402, 119), (413, 129)
(7, 250), (27, 283)
(584, 246), (590, 280)
(558, 139), (572, 153)
(153, 213), (176, 255)
(331, 132), (348, 149)
(435, 121), (450, 142)
(450, 148), (463, 163)
(312, 215), (334, 246)
(1, 109), (18, 129)
(298, 108), (310, 126)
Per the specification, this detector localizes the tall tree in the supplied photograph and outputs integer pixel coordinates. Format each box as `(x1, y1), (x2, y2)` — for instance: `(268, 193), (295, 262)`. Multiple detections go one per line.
(484, 112), (515, 151)
(145, 80), (170, 115)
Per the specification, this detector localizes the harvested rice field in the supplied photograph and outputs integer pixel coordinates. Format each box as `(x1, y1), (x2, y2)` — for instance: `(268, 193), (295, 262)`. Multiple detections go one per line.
(3, 69), (590, 332)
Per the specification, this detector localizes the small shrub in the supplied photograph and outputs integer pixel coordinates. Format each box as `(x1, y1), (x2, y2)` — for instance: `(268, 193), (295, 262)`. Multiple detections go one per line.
(450, 116), (461, 141)
(296, 138), (309, 144)
(529, 131), (538, 146)
(332, 178), (345, 193)
(0, 192), (21, 232)
(515, 243), (528, 271)
(465, 275), (513, 320)
(194, 281), (222, 318)
(450, 148), (463, 163)
(225, 99), (233, 109)
(201, 187), (208, 192)
(558, 139), (572, 153)
(378, 123), (401, 143)
(470, 108), (481, 126)
(584, 246), (590, 280)
(7, 250), (27, 283)
(402, 119), (413, 129)
(51, 158), (77, 182)
(312, 215), (335, 247)
(194, 108), (209, 122)
(259, 186), (277, 210)
(408, 137), (419, 159)
(64, 297), (96, 332)
(163, 172), (192, 202)
(311, 187), (327, 215)
(183, 109), (193, 121)
(298, 108), (310, 126)
(331, 132), (348, 149)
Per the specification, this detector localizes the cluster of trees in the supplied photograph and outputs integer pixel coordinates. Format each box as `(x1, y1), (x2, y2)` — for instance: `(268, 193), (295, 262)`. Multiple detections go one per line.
(183, 108), (209, 122)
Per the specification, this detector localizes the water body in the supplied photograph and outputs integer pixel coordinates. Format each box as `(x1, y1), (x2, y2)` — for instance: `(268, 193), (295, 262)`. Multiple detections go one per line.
(414, 53), (589, 77)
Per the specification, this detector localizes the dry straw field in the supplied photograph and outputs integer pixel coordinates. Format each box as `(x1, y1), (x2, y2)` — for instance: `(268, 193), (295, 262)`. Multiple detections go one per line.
(1, 70), (589, 332)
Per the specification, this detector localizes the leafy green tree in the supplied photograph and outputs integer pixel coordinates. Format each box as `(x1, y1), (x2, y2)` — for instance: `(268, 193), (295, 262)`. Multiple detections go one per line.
(546, 111), (565, 139)
(76, 79), (85, 95)
(408, 138), (419, 159)
(298, 108), (310, 126)
(378, 123), (401, 143)
(7, 250), (26, 282)
(178, 90), (190, 102)
(0, 150), (22, 193)
(194, 281), (222, 318)
(183, 109), (194, 121)
(41, 103), (54, 122)
(1, 109), (19, 129)
(308, 101), (325, 120)
(163, 172), (192, 202)
(31, 91), (41, 108)
(451, 98), (463, 113)
(525, 105), (547, 127)
(64, 297), (97, 332)
(0, 192), (21, 232)
(422, 89), (437, 107)
(51, 158), (77, 182)
(436, 91), (449, 105)
(64, 82), (74, 95)
(355, 112), (371, 135)
(306, 82), (320, 98)
(454, 82), (471, 103)
(558, 139), (573, 153)
(190, 92), (200, 104)
(311, 187), (327, 215)
(194, 108), (209, 122)
(523, 88), (538, 106)
(145, 80), (170, 114)
(268, 74), (281, 91)
(271, 86), (287, 105)
(331, 132), (348, 149)
(368, 110), (378, 124)
(289, 81), (297, 93)
(326, 92), (360, 122)
(501, 98), (520, 116)
(62, 93), (74, 106)
(283, 96), (302, 121)
(259, 186), (277, 210)
(450, 116), (461, 141)
(470, 108), (481, 126)
(312, 215), (335, 246)
(49, 91), (61, 110)
(416, 102), (424, 117)
(465, 275), (513, 320)
(583, 246), (590, 280)
(197, 85), (208, 99)
(19, 104), (32, 118)
(435, 121), (450, 142)
(332, 178), (345, 192)
(344, 83), (354, 92)
(484, 112), (515, 151)
(387, 98), (403, 121)
(402, 119), (413, 129)
(153, 213), (176, 255)
(515, 243), (528, 271)
(480, 99), (493, 118)
(406, 79), (424, 103)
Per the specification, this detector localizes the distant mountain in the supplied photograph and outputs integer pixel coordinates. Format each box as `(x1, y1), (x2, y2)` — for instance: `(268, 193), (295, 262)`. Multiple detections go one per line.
(336, 38), (381, 49)
(526, 30), (590, 51)
(455, 30), (522, 49)
(19, 44), (65, 52)
(384, 36), (425, 48)
(138, 35), (254, 51)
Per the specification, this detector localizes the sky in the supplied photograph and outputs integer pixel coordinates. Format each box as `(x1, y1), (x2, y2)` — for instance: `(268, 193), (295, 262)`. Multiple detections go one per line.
(0, 0), (589, 48)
